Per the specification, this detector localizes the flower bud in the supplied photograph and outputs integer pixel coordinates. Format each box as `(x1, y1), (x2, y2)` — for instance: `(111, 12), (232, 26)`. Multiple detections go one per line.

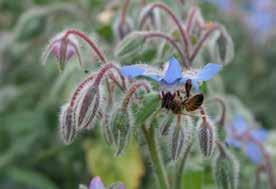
(101, 112), (114, 145)
(113, 16), (134, 40)
(75, 86), (100, 130)
(59, 104), (77, 144)
(170, 116), (194, 161)
(197, 118), (215, 158)
(111, 108), (131, 156)
(160, 113), (174, 136)
(14, 8), (47, 41)
(213, 142), (239, 189)
(139, 7), (161, 30)
(42, 31), (82, 70)
(209, 25), (234, 65)
(114, 32), (145, 61)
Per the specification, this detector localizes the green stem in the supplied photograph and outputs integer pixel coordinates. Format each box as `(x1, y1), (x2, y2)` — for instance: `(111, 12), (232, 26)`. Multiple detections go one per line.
(142, 125), (169, 189)
(174, 143), (192, 189)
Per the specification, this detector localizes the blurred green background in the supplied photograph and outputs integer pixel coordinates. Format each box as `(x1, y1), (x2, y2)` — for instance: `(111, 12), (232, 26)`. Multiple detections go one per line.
(0, 0), (275, 189)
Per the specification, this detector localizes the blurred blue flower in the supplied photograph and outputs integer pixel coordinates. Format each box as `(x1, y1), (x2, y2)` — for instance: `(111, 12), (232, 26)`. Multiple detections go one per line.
(120, 57), (222, 90)
(226, 115), (268, 165)
(89, 177), (105, 189)
(202, 0), (234, 12)
(87, 177), (125, 189)
(245, 0), (276, 38)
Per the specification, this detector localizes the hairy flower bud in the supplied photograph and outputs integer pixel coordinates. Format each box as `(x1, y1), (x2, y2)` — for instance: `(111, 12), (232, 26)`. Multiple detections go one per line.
(111, 108), (131, 156)
(213, 142), (239, 189)
(75, 86), (100, 130)
(102, 112), (114, 145)
(113, 16), (134, 40)
(197, 118), (216, 158)
(160, 113), (174, 136)
(59, 104), (77, 144)
(170, 116), (193, 161)
(139, 7), (161, 30)
(209, 25), (234, 65)
(42, 31), (82, 70)
(114, 32), (145, 61)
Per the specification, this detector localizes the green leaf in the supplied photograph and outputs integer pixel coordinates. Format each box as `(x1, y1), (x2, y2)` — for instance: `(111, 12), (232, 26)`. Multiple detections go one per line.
(134, 92), (161, 125)
(6, 167), (58, 189)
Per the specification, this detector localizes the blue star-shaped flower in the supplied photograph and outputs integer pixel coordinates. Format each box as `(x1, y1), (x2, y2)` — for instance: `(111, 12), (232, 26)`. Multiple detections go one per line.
(226, 114), (268, 165)
(120, 57), (222, 90)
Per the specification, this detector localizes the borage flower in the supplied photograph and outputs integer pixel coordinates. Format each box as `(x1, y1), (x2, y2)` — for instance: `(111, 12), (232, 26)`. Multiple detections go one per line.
(120, 57), (222, 91)
(80, 176), (125, 189)
(226, 114), (268, 165)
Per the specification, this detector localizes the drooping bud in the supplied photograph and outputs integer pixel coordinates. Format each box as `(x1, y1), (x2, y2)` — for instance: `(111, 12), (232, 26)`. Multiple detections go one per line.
(111, 108), (131, 156)
(14, 8), (47, 41)
(101, 112), (114, 145)
(139, 7), (161, 30)
(213, 142), (239, 189)
(42, 31), (82, 70)
(170, 116), (194, 161)
(209, 25), (234, 65)
(114, 32), (145, 63)
(197, 118), (216, 158)
(160, 113), (174, 136)
(75, 86), (100, 130)
(113, 16), (134, 40)
(59, 104), (77, 144)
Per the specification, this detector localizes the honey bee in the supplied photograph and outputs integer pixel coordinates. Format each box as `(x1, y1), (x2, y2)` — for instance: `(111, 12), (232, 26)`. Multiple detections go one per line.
(161, 79), (204, 114)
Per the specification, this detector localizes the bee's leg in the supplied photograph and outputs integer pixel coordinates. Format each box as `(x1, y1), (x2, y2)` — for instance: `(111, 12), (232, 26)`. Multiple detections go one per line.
(185, 79), (192, 98)
(161, 91), (166, 108)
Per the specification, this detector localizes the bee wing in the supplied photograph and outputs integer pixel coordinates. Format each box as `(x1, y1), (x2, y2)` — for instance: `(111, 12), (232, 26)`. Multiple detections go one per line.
(184, 94), (204, 112)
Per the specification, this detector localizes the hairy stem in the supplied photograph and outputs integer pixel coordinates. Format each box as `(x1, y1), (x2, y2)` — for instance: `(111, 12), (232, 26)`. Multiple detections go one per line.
(174, 143), (192, 189)
(139, 2), (190, 65)
(121, 81), (151, 111)
(139, 31), (190, 69)
(64, 29), (107, 63)
(190, 24), (220, 62)
(142, 125), (169, 189)
(250, 138), (276, 189)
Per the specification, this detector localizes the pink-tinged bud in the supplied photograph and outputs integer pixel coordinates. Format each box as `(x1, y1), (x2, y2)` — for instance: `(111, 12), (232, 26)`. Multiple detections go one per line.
(42, 32), (82, 70)
(197, 118), (216, 158)
(89, 176), (105, 189)
(75, 86), (100, 130)
(59, 104), (77, 144)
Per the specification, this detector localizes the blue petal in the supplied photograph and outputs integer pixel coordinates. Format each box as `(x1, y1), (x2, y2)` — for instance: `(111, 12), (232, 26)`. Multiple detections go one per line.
(162, 57), (183, 84)
(120, 65), (147, 78)
(251, 128), (268, 143)
(194, 63), (222, 81)
(244, 142), (263, 165)
(120, 65), (164, 83)
(232, 115), (249, 135)
(89, 177), (105, 189)
(226, 136), (242, 148)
